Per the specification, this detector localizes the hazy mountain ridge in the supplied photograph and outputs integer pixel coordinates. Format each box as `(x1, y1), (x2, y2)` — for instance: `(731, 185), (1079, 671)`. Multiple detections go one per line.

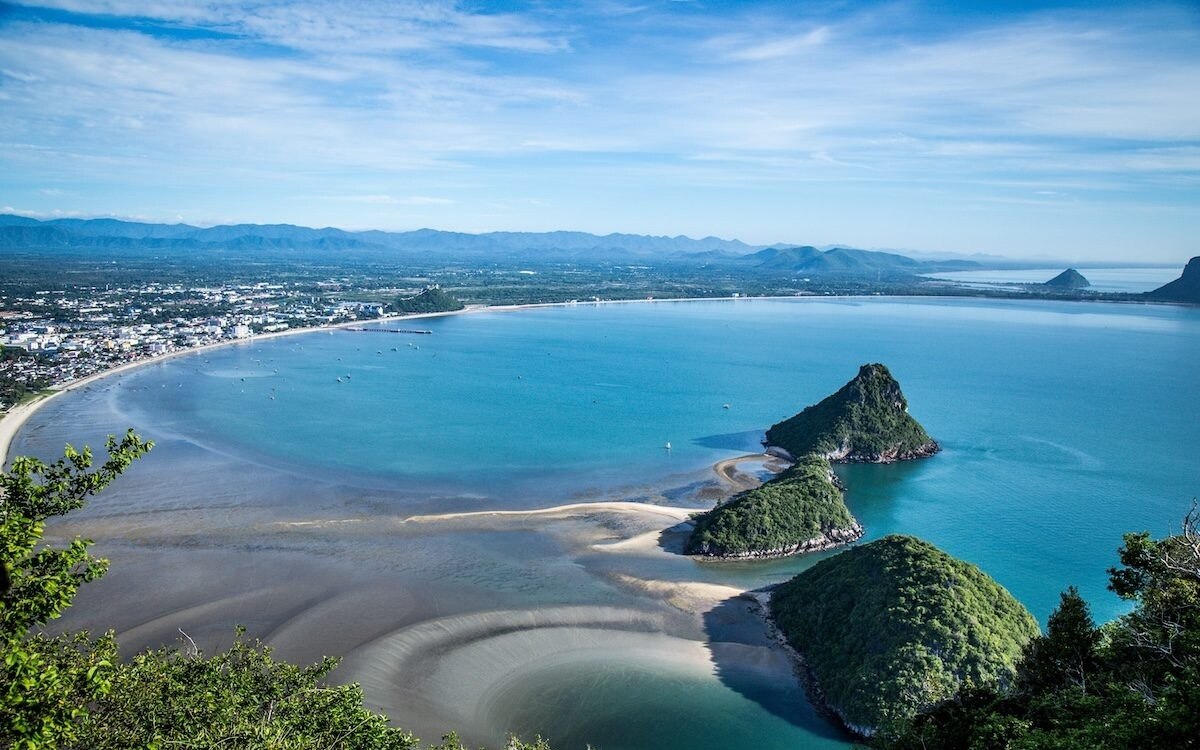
(0, 214), (976, 273)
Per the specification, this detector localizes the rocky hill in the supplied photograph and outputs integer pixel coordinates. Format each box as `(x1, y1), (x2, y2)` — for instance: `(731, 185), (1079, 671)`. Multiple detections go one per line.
(1043, 268), (1090, 289)
(764, 364), (939, 462)
(769, 535), (1040, 736)
(1147, 257), (1200, 303)
(685, 455), (862, 558)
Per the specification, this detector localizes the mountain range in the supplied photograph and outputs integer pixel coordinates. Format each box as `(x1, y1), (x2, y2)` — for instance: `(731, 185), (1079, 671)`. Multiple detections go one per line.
(0, 214), (977, 276)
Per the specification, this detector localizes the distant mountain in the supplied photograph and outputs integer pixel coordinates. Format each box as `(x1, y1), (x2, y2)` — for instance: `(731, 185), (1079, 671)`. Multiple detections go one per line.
(0, 215), (758, 260)
(0, 214), (982, 272)
(734, 245), (976, 277)
(1146, 257), (1200, 303)
(1043, 268), (1090, 289)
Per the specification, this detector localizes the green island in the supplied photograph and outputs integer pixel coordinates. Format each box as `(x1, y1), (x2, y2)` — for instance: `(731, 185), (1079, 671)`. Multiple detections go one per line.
(687, 364), (936, 559)
(769, 535), (1041, 737)
(764, 363), (940, 463)
(685, 454), (862, 558)
(391, 286), (465, 314)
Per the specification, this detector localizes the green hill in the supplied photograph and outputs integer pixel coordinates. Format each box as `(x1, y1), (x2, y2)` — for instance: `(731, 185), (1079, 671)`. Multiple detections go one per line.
(769, 535), (1039, 736)
(685, 455), (861, 558)
(764, 363), (938, 462)
(391, 286), (464, 314)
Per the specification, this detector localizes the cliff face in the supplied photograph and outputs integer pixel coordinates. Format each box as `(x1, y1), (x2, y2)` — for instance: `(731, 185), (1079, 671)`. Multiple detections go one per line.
(1147, 257), (1200, 303)
(769, 536), (1040, 737)
(765, 363), (939, 463)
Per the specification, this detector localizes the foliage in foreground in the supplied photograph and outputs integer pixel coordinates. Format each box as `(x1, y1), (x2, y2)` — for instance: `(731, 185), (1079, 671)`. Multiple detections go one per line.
(765, 363), (938, 461)
(686, 454), (858, 556)
(771, 534), (1040, 735)
(0, 433), (547, 750)
(875, 508), (1200, 750)
(1, 430), (152, 749)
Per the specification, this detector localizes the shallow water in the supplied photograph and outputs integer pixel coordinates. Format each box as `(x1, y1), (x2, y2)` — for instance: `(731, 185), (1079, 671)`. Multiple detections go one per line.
(14, 297), (1200, 750)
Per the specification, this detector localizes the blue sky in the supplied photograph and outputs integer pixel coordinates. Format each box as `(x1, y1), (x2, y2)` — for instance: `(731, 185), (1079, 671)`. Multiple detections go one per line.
(0, 0), (1197, 262)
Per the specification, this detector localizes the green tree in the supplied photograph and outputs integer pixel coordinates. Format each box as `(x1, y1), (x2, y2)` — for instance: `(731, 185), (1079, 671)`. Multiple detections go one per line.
(1, 430), (152, 748)
(1017, 587), (1102, 694)
(875, 507), (1200, 750)
(2, 433), (554, 749)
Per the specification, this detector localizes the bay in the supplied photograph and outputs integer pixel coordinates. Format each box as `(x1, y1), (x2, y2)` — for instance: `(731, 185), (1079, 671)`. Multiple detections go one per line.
(14, 296), (1200, 750)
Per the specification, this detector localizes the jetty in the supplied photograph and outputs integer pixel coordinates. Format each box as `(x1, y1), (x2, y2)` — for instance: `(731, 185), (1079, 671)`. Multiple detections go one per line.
(345, 327), (433, 335)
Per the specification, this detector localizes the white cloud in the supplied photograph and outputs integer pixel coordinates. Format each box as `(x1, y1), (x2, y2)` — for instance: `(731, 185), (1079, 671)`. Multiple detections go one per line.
(0, 1), (1197, 258)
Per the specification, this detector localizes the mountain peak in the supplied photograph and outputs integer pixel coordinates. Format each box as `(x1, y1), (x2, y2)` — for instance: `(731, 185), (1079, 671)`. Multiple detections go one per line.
(765, 363), (938, 463)
(1043, 268), (1090, 289)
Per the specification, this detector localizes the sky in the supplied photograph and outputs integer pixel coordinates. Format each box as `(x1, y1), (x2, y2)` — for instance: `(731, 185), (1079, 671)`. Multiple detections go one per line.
(0, 0), (1198, 262)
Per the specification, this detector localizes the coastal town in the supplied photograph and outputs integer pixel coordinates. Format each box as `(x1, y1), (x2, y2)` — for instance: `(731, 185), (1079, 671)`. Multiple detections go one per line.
(0, 279), (388, 411)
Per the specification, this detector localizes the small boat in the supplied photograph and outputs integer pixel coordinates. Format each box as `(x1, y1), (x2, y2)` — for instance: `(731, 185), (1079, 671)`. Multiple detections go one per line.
(723, 403), (730, 409)
(336, 377), (342, 383)
(664, 442), (672, 450)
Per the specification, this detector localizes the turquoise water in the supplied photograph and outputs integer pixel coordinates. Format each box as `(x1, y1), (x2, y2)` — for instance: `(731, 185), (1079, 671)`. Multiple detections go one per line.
(15, 296), (1200, 750)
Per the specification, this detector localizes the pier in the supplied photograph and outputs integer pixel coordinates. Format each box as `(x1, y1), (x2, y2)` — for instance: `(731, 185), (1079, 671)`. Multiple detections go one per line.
(346, 327), (433, 335)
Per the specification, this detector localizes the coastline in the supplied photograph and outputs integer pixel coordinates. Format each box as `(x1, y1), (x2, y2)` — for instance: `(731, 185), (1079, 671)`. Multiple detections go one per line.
(0, 292), (839, 466)
(0, 290), (1171, 466)
(750, 589), (868, 739)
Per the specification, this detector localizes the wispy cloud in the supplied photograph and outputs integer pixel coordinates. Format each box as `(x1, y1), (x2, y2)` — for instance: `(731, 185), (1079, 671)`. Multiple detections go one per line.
(0, 1), (1197, 258)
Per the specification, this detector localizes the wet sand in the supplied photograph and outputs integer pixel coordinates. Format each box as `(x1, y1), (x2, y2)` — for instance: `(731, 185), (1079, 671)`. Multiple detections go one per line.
(35, 420), (816, 748)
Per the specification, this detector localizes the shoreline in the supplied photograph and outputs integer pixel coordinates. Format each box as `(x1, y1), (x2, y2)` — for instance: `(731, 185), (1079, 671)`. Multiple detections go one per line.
(750, 589), (867, 739)
(0, 292), (869, 465)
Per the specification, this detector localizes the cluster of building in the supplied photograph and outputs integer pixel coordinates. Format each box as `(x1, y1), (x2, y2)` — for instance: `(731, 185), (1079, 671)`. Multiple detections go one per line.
(0, 281), (389, 410)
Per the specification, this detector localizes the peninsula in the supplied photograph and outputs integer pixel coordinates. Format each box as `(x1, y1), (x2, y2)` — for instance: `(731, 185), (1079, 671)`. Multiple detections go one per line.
(686, 364), (937, 559)
(769, 535), (1040, 737)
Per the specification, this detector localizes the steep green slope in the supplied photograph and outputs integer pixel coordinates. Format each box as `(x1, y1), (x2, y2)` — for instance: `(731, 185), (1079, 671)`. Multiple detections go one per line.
(1147, 256), (1200, 303)
(685, 455), (861, 558)
(765, 363), (938, 462)
(770, 535), (1039, 736)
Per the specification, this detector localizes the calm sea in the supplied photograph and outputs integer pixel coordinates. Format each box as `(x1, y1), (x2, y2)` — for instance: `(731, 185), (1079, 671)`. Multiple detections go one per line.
(14, 297), (1200, 750)
(924, 266), (1179, 293)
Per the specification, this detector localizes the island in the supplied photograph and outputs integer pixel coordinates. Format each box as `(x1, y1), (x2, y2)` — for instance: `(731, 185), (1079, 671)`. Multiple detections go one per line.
(686, 364), (937, 559)
(764, 363), (939, 463)
(769, 535), (1040, 737)
(684, 455), (862, 558)
(1042, 268), (1090, 289)
(1147, 256), (1200, 304)
(391, 285), (465, 314)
